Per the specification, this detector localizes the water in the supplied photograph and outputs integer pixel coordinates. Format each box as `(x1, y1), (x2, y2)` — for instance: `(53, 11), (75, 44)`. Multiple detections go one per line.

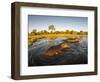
(28, 36), (88, 66)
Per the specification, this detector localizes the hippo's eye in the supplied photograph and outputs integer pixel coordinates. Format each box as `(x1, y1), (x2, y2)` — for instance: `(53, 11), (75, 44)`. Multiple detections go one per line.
(55, 52), (58, 54)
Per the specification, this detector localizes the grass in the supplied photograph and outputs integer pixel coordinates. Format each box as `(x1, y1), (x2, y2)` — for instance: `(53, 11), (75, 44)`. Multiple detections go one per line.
(28, 33), (87, 47)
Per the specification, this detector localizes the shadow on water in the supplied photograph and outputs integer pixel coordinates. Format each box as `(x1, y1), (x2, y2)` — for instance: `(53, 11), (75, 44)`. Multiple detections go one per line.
(28, 36), (88, 66)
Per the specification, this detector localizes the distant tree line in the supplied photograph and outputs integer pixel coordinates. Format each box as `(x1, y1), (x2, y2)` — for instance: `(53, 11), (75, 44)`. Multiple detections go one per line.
(29, 25), (88, 35)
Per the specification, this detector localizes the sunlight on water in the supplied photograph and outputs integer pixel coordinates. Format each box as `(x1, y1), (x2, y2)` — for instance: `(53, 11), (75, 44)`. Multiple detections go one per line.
(28, 36), (88, 66)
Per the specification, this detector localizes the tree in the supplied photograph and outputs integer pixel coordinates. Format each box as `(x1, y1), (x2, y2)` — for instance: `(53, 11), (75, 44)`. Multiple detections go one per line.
(79, 30), (83, 35)
(43, 30), (48, 34)
(48, 25), (55, 32)
(32, 29), (37, 35)
(32, 29), (37, 33)
(70, 30), (74, 34)
(66, 30), (70, 34)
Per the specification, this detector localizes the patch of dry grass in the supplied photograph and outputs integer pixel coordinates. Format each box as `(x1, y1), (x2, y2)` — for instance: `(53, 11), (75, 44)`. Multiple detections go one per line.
(28, 33), (87, 47)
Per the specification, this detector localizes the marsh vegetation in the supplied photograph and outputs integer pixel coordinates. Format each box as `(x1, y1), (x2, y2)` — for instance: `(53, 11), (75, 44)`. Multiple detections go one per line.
(28, 25), (88, 66)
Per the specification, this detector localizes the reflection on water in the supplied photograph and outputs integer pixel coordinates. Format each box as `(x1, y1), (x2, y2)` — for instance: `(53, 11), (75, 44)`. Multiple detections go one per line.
(28, 36), (88, 66)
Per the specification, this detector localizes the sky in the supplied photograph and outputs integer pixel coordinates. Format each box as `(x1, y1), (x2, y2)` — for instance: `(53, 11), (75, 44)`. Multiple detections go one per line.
(28, 15), (88, 33)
